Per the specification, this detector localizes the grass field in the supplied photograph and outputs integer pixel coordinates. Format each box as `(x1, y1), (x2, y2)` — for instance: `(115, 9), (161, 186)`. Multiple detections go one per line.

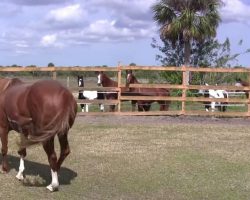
(1, 116), (250, 200)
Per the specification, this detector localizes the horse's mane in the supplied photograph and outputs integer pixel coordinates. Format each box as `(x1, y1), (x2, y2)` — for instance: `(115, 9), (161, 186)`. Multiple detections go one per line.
(102, 73), (117, 87)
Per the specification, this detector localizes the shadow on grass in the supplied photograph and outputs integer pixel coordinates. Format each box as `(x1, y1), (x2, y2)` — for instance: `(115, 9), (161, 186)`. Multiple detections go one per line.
(4, 155), (77, 187)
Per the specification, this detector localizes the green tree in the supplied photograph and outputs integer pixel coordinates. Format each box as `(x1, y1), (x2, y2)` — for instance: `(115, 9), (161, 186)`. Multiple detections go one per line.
(152, 0), (222, 83)
(48, 62), (55, 67)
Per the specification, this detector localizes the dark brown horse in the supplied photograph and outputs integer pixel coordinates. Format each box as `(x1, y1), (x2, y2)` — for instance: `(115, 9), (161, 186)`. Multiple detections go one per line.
(96, 71), (131, 112)
(0, 78), (77, 192)
(235, 78), (249, 98)
(126, 70), (171, 111)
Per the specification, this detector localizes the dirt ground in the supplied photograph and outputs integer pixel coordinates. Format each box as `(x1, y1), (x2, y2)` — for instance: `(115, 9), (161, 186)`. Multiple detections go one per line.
(76, 115), (250, 126)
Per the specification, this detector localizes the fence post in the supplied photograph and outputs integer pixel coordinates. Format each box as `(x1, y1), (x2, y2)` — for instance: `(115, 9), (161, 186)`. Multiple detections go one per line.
(117, 63), (122, 113)
(52, 67), (57, 80)
(181, 66), (187, 115)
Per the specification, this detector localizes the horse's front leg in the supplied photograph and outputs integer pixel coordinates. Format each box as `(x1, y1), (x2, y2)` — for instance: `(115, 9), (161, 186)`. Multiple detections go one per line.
(16, 148), (26, 180)
(0, 128), (9, 172)
(211, 102), (216, 112)
(43, 137), (59, 192)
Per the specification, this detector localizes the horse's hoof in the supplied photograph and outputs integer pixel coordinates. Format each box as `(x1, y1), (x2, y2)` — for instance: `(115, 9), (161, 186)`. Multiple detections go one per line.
(1, 167), (8, 174)
(16, 173), (24, 181)
(0, 170), (7, 174)
(46, 184), (59, 192)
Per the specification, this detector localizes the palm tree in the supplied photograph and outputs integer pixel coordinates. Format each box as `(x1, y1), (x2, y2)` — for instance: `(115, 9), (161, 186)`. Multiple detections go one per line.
(152, 0), (222, 83)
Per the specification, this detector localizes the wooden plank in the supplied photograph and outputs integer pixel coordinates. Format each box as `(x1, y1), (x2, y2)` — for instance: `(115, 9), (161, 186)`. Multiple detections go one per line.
(186, 97), (248, 103)
(119, 95), (248, 103)
(77, 111), (182, 116)
(119, 96), (183, 101)
(77, 99), (119, 104)
(185, 111), (248, 117)
(127, 84), (250, 91)
(72, 87), (120, 91)
(188, 85), (250, 91)
(0, 66), (249, 73)
(77, 110), (248, 117)
(55, 66), (118, 72)
(128, 84), (184, 89)
(121, 66), (250, 73)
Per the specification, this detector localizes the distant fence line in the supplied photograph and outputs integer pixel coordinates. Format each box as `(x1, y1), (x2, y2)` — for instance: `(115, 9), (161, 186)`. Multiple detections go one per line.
(1, 66), (250, 117)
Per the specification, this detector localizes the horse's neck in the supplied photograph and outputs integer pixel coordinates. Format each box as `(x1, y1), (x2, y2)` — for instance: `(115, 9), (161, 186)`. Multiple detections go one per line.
(242, 81), (249, 86)
(133, 77), (139, 83)
(103, 77), (117, 87)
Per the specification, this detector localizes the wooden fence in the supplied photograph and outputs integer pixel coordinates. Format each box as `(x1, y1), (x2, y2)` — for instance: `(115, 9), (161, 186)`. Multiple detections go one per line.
(1, 66), (250, 117)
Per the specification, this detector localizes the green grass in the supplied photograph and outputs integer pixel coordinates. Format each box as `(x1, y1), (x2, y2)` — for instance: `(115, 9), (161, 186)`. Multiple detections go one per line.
(1, 117), (250, 199)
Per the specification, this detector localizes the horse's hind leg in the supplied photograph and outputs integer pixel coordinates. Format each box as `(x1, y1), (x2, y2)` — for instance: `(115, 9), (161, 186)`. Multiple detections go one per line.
(16, 148), (26, 180)
(109, 105), (115, 112)
(57, 133), (70, 170)
(43, 136), (59, 192)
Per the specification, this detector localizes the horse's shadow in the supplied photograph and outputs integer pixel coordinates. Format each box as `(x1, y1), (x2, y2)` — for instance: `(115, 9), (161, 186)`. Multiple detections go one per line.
(3, 155), (77, 187)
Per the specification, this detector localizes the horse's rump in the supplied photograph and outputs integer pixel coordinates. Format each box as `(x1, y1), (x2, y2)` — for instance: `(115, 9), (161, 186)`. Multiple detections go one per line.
(2, 79), (77, 145)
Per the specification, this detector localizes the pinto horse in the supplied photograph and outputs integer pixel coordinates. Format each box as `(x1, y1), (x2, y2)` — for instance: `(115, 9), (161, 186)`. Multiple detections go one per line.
(78, 75), (104, 112)
(126, 70), (170, 111)
(0, 78), (77, 192)
(198, 83), (228, 112)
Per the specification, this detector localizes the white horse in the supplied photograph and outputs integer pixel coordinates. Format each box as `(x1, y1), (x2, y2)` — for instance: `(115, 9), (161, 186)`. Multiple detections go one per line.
(199, 83), (229, 112)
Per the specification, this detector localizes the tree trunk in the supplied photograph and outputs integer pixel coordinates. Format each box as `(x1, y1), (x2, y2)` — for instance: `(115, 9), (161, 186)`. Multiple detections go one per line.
(184, 40), (191, 85)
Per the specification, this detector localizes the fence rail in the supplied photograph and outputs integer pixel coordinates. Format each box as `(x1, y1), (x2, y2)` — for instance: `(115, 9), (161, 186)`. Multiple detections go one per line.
(1, 65), (250, 117)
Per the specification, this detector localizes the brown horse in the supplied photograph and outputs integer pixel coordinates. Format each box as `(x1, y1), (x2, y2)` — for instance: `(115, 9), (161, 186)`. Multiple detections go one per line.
(126, 70), (171, 111)
(235, 78), (249, 98)
(96, 71), (132, 112)
(0, 78), (77, 192)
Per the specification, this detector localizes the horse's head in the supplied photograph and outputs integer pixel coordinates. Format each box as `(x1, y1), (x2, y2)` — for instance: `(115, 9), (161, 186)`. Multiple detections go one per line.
(126, 70), (135, 86)
(235, 78), (249, 98)
(78, 76), (84, 87)
(96, 71), (104, 86)
(235, 78), (247, 87)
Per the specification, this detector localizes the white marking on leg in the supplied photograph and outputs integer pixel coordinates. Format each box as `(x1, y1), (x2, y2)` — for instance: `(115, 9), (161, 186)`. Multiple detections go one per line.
(100, 104), (104, 112)
(16, 157), (25, 180)
(211, 102), (215, 112)
(86, 104), (89, 112)
(46, 169), (59, 192)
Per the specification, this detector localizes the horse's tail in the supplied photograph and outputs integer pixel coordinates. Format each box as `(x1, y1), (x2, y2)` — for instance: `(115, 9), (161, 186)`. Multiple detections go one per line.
(19, 90), (77, 148)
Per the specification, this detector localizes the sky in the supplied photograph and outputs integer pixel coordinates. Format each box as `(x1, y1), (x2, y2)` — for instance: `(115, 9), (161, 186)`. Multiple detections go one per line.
(0, 0), (250, 67)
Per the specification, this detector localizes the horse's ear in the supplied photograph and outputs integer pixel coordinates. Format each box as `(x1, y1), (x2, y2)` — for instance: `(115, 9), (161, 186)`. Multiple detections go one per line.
(236, 78), (241, 82)
(95, 71), (102, 75)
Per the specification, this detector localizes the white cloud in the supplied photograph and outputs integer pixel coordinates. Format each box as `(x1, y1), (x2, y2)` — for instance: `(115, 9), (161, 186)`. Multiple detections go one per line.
(40, 34), (62, 47)
(47, 4), (84, 23)
(3, 0), (69, 6)
(221, 0), (250, 25)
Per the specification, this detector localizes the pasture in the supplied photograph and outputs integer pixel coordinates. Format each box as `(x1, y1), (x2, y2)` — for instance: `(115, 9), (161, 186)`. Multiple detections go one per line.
(1, 116), (250, 199)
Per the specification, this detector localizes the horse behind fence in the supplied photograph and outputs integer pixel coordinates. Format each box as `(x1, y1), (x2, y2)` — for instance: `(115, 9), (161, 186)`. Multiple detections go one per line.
(78, 76), (104, 112)
(198, 83), (228, 112)
(126, 70), (171, 111)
